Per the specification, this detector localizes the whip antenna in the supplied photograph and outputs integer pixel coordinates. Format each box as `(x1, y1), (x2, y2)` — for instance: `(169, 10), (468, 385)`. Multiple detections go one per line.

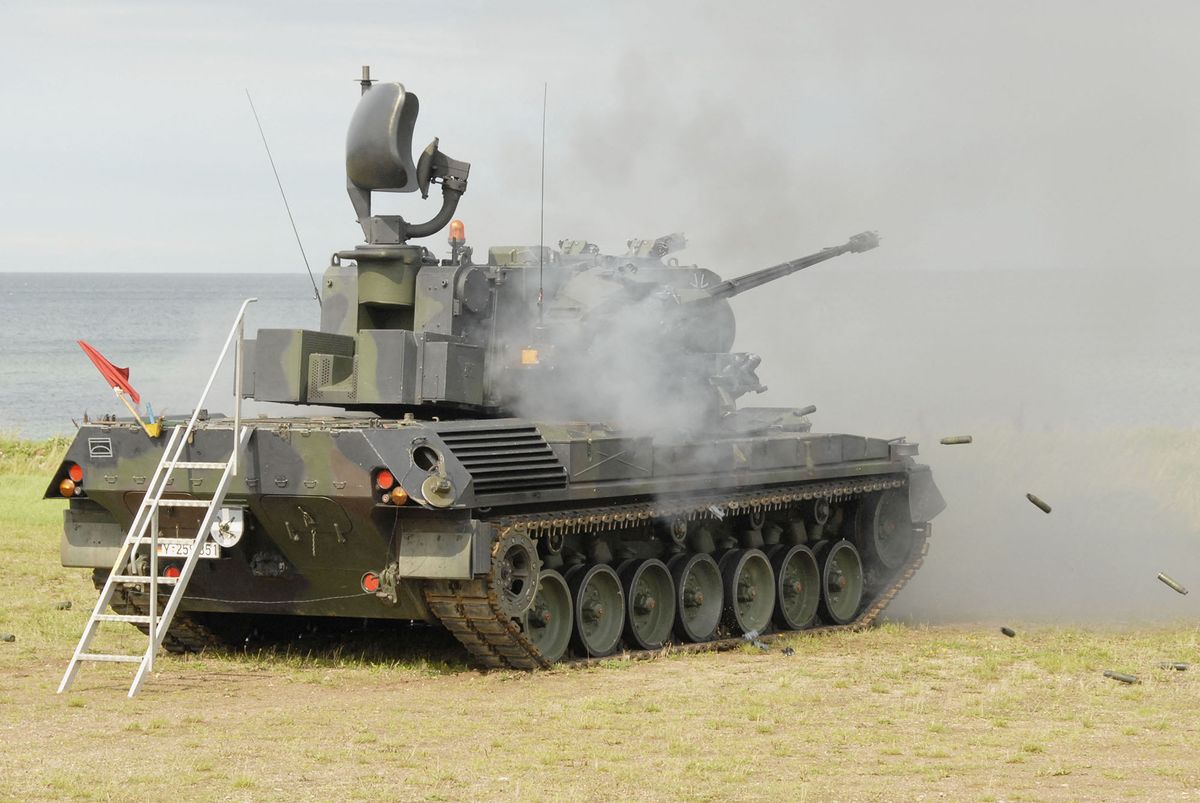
(246, 90), (322, 308)
(538, 83), (547, 325)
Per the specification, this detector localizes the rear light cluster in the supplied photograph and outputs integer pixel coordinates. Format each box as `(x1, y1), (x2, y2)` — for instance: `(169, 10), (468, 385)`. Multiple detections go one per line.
(59, 463), (85, 498)
(373, 468), (408, 505)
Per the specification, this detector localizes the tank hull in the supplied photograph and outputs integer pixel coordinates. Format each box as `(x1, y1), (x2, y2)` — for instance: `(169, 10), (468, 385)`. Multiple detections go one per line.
(49, 409), (944, 665)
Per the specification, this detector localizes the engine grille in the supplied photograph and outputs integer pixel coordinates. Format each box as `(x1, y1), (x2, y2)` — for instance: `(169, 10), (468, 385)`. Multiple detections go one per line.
(436, 424), (568, 495)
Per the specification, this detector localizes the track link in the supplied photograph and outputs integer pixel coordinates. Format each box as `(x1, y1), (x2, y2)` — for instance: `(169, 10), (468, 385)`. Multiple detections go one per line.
(424, 474), (929, 669)
(422, 528), (549, 670)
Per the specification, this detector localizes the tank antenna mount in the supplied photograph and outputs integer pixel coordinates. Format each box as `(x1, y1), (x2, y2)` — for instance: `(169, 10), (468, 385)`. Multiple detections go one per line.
(537, 82), (547, 326)
(246, 89), (321, 308)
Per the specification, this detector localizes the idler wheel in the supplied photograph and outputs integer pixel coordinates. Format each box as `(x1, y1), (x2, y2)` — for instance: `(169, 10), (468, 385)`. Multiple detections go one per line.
(765, 544), (820, 630)
(564, 564), (625, 658)
(854, 488), (913, 571)
(521, 569), (573, 664)
(668, 553), (723, 643)
(490, 529), (541, 618)
(718, 548), (776, 636)
(618, 559), (677, 651)
(816, 540), (864, 625)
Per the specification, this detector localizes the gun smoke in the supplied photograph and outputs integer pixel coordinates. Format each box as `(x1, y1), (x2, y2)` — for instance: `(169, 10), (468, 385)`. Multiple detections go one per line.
(532, 4), (1200, 624)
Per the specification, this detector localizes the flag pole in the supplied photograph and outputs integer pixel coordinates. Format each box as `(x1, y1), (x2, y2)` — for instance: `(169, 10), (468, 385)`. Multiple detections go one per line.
(113, 388), (161, 438)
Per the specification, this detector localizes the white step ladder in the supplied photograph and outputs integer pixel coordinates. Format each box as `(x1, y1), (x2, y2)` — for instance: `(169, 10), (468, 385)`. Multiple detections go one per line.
(59, 298), (257, 698)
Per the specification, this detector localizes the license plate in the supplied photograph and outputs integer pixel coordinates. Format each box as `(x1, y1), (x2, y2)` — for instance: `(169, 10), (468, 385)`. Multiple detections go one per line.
(155, 541), (220, 560)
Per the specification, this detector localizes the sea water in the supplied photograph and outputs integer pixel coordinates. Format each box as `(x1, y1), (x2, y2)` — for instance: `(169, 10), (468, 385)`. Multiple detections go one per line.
(1, 268), (1198, 439)
(0, 273), (319, 439)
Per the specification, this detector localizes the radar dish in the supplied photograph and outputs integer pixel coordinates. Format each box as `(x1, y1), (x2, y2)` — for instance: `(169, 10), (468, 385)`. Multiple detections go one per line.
(346, 82), (420, 193)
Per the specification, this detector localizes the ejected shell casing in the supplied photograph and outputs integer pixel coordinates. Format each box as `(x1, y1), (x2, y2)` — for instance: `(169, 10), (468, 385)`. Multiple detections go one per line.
(1103, 670), (1140, 685)
(1158, 662), (1189, 671)
(796, 405), (817, 417)
(1157, 572), (1189, 595)
(1000, 626), (1016, 638)
(940, 435), (973, 445)
(0, 634), (13, 643)
(54, 600), (72, 611)
(1026, 493), (1052, 514)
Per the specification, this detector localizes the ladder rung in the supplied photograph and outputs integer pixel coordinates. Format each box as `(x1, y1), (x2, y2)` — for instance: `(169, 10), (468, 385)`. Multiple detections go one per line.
(95, 614), (154, 624)
(156, 499), (211, 508)
(172, 461), (228, 470)
(78, 653), (143, 664)
(110, 575), (180, 585)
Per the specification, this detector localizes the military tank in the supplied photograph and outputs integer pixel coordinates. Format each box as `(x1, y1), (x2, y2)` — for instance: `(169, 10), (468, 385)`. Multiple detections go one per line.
(48, 72), (945, 670)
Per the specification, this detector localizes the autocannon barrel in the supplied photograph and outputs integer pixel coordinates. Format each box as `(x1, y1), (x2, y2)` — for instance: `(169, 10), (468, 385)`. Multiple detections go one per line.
(699, 231), (879, 301)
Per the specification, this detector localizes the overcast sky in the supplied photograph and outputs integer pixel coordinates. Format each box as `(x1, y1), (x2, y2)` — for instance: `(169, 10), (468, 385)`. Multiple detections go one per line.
(1, 1), (1198, 275)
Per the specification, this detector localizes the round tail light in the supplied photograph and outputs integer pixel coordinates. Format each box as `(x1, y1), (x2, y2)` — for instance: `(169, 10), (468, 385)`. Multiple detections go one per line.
(361, 572), (381, 593)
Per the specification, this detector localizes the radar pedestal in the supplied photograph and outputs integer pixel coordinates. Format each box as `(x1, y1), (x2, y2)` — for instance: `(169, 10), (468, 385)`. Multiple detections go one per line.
(334, 77), (473, 337)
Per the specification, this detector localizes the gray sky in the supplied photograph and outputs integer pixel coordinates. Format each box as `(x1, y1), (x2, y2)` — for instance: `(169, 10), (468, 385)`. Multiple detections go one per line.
(3, 1), (1199, 275)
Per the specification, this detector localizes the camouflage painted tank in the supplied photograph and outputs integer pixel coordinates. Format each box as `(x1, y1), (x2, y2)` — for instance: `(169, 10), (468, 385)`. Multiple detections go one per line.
(48, 73), (945, 667)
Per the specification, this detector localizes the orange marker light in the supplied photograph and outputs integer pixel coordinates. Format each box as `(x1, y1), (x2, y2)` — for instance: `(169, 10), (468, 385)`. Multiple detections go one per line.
(449, 219), (465, 243)
(68, 463), (83, 483)
(521, 348), (540, 366)
(390, 486), (409, 506)
(375, 470), (395, 491)
(58, 478), (75, 497)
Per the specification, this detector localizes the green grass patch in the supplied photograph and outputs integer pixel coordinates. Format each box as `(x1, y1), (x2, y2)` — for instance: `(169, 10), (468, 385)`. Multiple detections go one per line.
(0, 433), (70, 476)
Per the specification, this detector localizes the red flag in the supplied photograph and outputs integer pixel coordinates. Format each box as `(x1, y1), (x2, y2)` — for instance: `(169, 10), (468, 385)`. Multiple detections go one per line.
(77, 340), (141, 405)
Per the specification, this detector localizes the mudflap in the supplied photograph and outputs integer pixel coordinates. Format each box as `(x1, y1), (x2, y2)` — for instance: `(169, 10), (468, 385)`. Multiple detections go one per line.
(906, 463), (946, 523)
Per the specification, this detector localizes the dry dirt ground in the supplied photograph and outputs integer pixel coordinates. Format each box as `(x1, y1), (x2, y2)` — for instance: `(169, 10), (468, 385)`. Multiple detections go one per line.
(2, 622), (1199, 801)
(2, 441), (1199, 801)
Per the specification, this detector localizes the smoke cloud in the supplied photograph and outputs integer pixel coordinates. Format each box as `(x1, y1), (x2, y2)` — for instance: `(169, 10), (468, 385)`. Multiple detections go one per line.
(526, 3), (1200, 623)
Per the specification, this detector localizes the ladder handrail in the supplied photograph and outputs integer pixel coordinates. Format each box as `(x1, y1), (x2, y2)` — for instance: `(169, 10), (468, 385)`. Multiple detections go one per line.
(116, 294), (256, 569)
(161, 296), (257, 479)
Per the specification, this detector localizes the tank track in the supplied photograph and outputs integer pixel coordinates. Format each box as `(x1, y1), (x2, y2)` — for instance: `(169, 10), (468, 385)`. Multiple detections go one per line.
(424, 474), (927, 670)
(98, 571), (228, 654)
(96, 475), (927, 666)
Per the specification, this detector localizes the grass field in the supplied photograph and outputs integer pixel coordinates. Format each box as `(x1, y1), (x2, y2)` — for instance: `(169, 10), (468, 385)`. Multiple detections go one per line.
(1, 436), (1198, 801)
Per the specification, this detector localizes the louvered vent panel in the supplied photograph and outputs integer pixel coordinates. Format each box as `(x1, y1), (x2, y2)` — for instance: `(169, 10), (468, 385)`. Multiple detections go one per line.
(437, 425), (568, 495)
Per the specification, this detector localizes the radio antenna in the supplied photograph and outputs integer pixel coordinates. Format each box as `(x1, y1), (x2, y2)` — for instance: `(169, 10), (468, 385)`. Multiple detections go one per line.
(537, 83), (547, 325)
(245, 89), (322, 308)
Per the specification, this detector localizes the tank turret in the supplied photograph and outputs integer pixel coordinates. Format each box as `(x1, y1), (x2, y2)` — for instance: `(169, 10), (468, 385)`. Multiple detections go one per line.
(494, 232), (881, 426)
(242, 77), (882, 430)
